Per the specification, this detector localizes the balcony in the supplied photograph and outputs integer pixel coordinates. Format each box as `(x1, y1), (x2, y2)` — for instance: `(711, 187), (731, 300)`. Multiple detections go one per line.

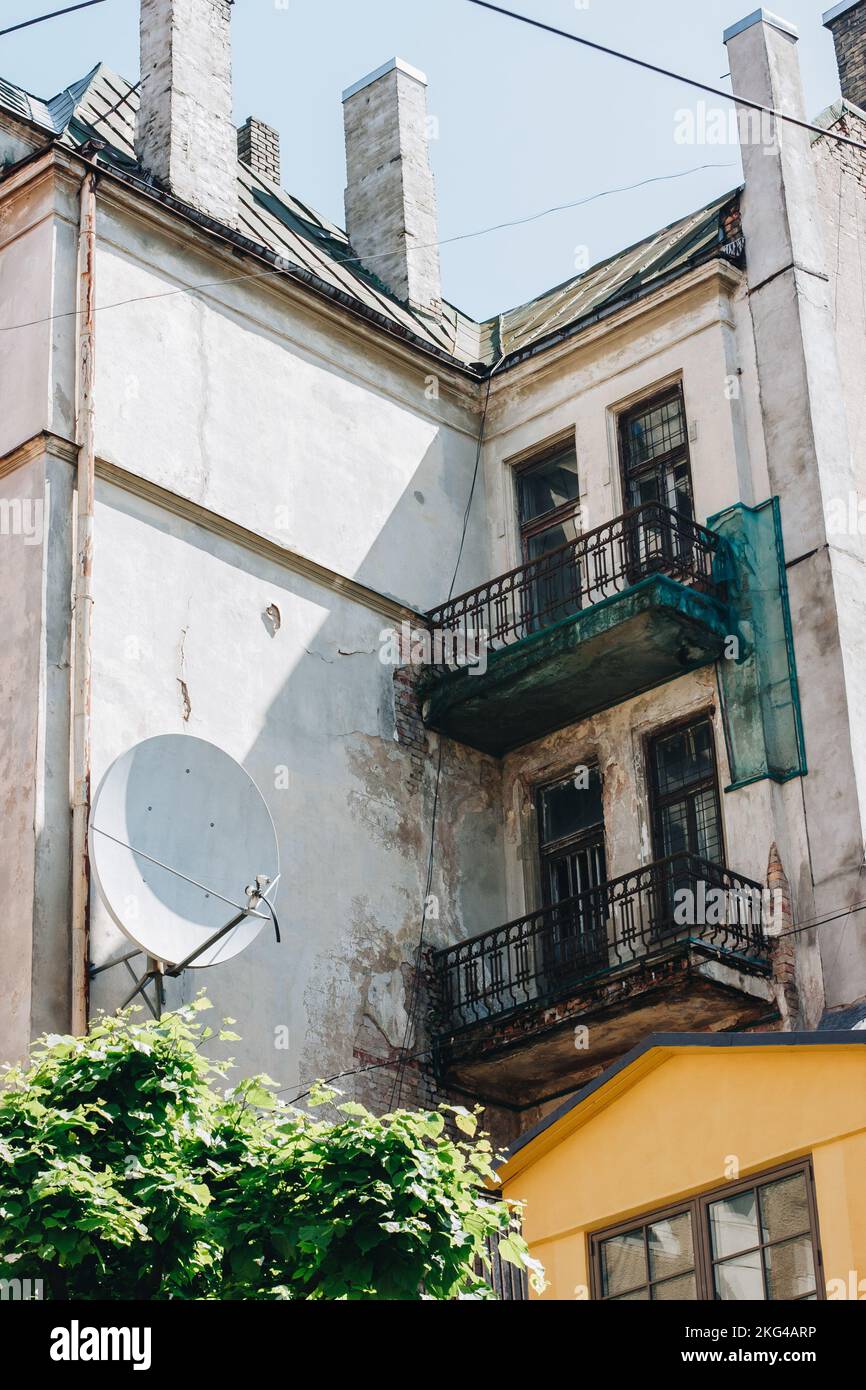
(422, 504), (734, 756)
(429, 854), (775, 1110)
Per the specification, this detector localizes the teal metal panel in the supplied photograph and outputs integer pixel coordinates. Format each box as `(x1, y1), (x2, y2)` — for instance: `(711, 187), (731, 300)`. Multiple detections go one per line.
(708, 497), (807, 788)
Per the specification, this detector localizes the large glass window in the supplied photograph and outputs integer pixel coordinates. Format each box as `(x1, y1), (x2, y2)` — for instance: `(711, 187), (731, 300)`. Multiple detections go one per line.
(591, 1163), (822, 1301)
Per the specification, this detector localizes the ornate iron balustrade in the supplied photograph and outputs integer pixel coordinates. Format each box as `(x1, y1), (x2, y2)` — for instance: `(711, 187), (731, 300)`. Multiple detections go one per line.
(429, 853), (769, 1039)
(426, 503), (727, 655)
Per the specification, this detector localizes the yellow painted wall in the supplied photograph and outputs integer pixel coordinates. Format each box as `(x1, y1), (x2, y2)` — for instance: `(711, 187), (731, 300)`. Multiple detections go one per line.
(499, 1045), (866, 1301)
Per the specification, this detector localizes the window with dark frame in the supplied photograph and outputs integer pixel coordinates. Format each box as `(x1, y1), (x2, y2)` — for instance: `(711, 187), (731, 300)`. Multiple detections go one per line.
(618, 383), (694, 518)
(515, 441), (583, 630)
(517, 441), (581, 561)
(591, 1161), (822, 1301)
(536, 768), (608, 979)
(648, 715), (724, 868)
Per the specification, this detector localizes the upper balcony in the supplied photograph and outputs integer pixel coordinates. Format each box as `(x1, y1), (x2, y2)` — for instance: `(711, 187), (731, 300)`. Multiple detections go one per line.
(428, 852), (775, 1110)
(421, 503), (734, 756)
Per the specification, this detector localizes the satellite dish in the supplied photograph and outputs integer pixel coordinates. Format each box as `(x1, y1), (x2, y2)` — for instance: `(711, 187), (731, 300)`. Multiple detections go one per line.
(89, 735), (280, 969)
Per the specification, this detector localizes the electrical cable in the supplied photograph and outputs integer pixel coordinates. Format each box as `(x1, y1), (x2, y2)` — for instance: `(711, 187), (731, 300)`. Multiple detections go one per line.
(0, 161), (737, 337)
(464, 0), (866, 154)
(0, 1), (108, 40)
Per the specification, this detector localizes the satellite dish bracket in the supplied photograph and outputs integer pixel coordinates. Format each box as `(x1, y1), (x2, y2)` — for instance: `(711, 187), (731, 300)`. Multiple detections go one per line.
(89, 877), (281, 1019)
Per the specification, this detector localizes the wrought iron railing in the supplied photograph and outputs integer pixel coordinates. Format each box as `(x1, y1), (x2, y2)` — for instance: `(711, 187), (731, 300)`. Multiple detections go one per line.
(426, 503), (727, 656)
(430, 853), (769, 1038)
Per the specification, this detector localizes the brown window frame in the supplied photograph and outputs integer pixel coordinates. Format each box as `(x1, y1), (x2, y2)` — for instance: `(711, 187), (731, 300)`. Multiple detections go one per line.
(647, 712), (726, 869)
(589, 1159), (824, 1302)
(617, 382), (694, 515)
(514, 437), (582, 564)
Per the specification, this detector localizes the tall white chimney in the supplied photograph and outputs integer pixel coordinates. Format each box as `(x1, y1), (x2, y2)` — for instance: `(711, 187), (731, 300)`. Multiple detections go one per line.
(137, 0), (238, 227)
(342, 58), (442, 314)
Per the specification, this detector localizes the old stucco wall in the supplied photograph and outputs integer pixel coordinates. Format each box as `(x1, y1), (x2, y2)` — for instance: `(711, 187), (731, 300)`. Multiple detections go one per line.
(76, 192), (505, 1095)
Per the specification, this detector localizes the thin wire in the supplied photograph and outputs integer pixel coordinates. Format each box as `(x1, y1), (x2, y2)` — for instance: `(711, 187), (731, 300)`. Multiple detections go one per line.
(0, 1), (108, 39)
(465, 0), (866, 155)
(0, 161), (736, 337)
(284, 1049), (433, 1107)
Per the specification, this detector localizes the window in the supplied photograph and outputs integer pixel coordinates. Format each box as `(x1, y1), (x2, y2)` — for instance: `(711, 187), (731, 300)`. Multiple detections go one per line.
(618, 384), (693, 518)
(516, 442), (583, 630)
(517, 442), (581, 561)
(536, 768), (607, 979)
(649, 716), (724, 867)
(591, 1162), (822, 1301)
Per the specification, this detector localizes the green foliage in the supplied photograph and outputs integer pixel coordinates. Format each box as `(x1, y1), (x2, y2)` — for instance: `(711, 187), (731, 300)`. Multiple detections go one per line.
(0, 1000), (544, 1300)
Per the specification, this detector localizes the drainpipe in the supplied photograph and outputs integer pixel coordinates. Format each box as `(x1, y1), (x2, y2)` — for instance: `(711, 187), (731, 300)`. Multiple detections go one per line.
(70, 167), (97, 1036)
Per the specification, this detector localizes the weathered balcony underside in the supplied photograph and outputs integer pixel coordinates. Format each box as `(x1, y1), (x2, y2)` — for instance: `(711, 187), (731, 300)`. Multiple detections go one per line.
(429, 854), (774, 1109)
(422, 505), (733, 756)
(434, 947), (777, 1109)
(423, 575), (732, 756)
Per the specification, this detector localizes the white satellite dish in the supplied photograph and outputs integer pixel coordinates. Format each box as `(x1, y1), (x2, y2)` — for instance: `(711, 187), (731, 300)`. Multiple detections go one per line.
(89, 735), (280, 979)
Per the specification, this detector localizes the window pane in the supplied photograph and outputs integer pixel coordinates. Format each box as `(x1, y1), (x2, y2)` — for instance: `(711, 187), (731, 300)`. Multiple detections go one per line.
(654, 722), (714, 798)
(693, 787), (722, 864)
(518, 448), (579, 525)
(765, 1237), (816, 1300)
(709, 1190), (759, 1259)
(760, 1173), (810, 1244)
(540, 771), (604, 847)
(652, 1272), (698, 1300)
(648, 1212), (694, 1281)
(714, 1249), (765, 1300)
(623, 395), (686, 471)
(609, 1288), (649, 1300)
(601, 1229), (646, 1297)
(525, 517), (581, 560)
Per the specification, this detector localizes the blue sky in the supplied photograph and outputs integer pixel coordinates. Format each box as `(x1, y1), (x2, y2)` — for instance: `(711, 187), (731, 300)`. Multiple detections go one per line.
(1, 0), (844, 319)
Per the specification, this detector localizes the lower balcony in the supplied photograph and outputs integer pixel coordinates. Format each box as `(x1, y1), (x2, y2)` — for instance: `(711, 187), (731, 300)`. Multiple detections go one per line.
(421, 504), (734, 756)
(429, 854), (775, 1111)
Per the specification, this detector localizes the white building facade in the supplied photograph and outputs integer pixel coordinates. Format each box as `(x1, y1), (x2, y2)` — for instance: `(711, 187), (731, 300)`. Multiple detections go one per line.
(1, 1), (866, 1138)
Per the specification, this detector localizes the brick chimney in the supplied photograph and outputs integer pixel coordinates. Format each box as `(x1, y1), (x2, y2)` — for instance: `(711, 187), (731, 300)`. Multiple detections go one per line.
(824, 1), (866, 111)
(137, 0), (238, 227)
(342, 58), (442, 314)
(237, 116), (281, 185)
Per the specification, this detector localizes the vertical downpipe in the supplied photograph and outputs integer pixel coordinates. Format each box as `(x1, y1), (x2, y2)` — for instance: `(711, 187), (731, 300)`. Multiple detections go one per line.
(70, 168), (97, 1036)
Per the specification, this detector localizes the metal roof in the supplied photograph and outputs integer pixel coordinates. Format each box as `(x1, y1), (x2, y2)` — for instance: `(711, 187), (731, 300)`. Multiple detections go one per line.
(0, 62), (742, 371)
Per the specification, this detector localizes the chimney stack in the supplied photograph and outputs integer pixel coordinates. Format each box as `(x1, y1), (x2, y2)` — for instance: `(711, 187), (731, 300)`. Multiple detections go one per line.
(342, 58), (442, 313)
(823, 1), (866, 111)
(137, 0), (238, 227)
(237, 116), (281, 185)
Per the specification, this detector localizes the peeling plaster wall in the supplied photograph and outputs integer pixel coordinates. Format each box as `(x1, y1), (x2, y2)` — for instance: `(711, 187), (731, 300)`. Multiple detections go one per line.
(481, 267), (768, 581)
(85, 482), (505, 1092)
(815, 125), (866, 512)
(481, 269), (824, 1026)
(92, 196), (488, 608)
(0, 164), (79, 459)
(74, 193), (504, 1092)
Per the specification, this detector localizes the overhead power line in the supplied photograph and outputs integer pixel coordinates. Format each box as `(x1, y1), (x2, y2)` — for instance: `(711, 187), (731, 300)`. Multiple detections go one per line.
(464, 0), (866, 155)
(0, 1), (108, 40)
(0, 160), (734, 337)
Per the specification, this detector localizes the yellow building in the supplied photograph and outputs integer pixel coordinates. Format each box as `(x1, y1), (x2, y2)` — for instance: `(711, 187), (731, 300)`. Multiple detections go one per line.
(498, 1033), (866, 1302)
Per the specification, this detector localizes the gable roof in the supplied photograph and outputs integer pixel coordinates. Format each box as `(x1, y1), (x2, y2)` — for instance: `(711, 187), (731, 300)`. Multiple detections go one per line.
(0, 62), (742, 372)
(498, 1030), (866, 1180)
